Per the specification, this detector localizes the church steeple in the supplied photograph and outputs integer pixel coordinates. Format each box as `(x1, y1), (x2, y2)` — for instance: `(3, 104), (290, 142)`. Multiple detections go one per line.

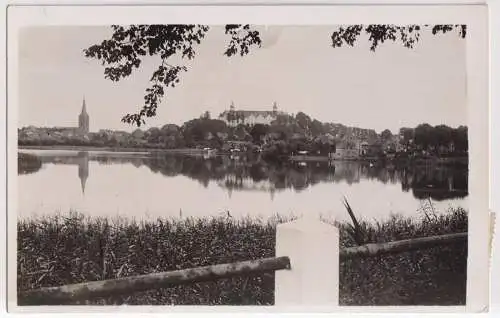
(79, 96), (89, 134)
(82, 96), (87, 114)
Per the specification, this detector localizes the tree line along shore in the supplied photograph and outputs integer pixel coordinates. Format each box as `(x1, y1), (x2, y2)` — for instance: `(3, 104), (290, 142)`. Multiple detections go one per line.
(18, 112), (468, 164)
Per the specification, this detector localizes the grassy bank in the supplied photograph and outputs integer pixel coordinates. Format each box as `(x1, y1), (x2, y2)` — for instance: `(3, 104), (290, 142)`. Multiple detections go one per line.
(17, 208), (467, 306)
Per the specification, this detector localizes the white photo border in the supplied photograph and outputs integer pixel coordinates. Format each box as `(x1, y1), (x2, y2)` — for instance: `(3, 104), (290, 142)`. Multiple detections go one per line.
(5, 3), (490, 314)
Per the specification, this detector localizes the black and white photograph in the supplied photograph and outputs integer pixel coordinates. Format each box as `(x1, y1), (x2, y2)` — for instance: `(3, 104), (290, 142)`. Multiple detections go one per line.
(6, 4), (490, 313)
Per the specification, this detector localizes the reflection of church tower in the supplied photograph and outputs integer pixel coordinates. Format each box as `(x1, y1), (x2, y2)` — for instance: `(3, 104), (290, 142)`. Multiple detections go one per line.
(79, 96), (89, 134)
(78, 152), (89, 195)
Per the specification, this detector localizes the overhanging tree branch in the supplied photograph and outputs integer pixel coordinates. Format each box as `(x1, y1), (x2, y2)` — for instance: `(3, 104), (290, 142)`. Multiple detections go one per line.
(84, 24), (466, 127)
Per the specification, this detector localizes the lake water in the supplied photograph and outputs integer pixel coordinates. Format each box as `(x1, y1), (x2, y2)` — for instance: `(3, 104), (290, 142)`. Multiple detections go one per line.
(17, 149), (469, 222)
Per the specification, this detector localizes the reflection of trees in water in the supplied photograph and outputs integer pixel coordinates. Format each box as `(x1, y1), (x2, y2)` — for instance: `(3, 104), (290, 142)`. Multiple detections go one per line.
(37, 152), (469, 201)
(408, 166), (468, 201)
(29, 152), (90, 194)
(358, 164), (400, 185)
(138, 155), (468, 201)
(18, 153), (43, 175)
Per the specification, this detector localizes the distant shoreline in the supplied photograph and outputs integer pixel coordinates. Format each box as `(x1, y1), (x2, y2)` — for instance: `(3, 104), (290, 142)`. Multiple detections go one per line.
(289, 155), (379, 162)
(18, 145), (206, 155)
(18, 145), (468, 166)
(289, 154), (468, 164)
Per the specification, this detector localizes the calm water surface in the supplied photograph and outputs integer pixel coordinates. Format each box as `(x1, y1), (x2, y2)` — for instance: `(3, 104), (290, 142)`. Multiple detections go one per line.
(18, 149), (468, 222)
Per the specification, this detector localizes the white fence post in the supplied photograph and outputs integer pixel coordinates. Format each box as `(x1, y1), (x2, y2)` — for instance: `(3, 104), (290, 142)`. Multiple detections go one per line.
(275, 217), (339, 306)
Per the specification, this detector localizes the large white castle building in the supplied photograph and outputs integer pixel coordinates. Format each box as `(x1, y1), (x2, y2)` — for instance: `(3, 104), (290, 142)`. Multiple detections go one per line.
(218, 101), (284, 127)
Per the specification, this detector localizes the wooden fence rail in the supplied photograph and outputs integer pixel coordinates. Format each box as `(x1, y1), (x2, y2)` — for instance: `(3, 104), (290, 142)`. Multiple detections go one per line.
(340, 232), (467, 260)
(17, 218), (467, 306)
(18, 256), (291, 306)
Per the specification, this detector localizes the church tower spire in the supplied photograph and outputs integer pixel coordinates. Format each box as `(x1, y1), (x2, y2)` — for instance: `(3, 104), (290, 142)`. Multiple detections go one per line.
(79, 96), (89, 134)
(82, 96), (87, 113)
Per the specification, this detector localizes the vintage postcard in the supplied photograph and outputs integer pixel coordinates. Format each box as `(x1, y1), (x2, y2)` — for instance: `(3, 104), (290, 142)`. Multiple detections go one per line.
(6, 4), (490, 314)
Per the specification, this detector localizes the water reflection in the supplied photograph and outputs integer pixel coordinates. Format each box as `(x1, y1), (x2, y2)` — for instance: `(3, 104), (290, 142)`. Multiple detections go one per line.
(25, 151), (468, 202)
(77, 152), (89, 194)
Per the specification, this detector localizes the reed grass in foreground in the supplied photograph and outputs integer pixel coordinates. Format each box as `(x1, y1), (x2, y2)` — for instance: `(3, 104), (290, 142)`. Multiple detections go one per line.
(17, 208), (467, 306)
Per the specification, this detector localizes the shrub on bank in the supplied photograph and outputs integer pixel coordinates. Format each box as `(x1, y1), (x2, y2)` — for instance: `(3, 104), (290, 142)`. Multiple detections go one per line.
(17, 208), (467, 306)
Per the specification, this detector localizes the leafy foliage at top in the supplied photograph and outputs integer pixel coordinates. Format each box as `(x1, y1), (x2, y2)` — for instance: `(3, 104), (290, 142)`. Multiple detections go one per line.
(331, 24), (466, 51)
(223, 25), (262, 57)
(84, 24), (466, 127)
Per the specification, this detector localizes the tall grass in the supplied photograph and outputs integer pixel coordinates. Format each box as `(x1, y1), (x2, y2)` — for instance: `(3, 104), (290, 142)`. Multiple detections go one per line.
(334, 207), (467, 305)
(17, 208), (467, 306)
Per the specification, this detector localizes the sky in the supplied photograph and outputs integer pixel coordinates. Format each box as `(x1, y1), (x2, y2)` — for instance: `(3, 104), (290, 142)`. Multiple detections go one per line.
(18, 25), (467, 134)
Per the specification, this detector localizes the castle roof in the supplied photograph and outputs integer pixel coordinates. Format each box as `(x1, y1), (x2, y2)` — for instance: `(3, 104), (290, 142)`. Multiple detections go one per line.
(230, 110), (274, 116)
(219, 110), (284, 120)
(220, 101), (280, 120)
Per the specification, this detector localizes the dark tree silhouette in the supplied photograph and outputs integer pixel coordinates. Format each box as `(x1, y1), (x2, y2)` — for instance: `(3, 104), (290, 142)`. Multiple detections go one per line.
(249, 124), (269, 144)
(310, 119), (324, 137)
(380, 129), (393, 142)
(414, 123), (436, 150)
(84, 24), (466, 127)
(399, 127), (415, 145)
(295, 112), (312, 131)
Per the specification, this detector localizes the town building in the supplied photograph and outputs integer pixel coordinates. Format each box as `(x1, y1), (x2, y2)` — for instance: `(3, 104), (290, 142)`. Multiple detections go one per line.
(329, 142), (360, 160)
(50, 97), (90, 136)
(329, 147), (360, 160)
(19, 97), (90, 139)
(78, 97), (90, 134)
(360, 142), (384, 157)
(218, 101), (284, 127)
